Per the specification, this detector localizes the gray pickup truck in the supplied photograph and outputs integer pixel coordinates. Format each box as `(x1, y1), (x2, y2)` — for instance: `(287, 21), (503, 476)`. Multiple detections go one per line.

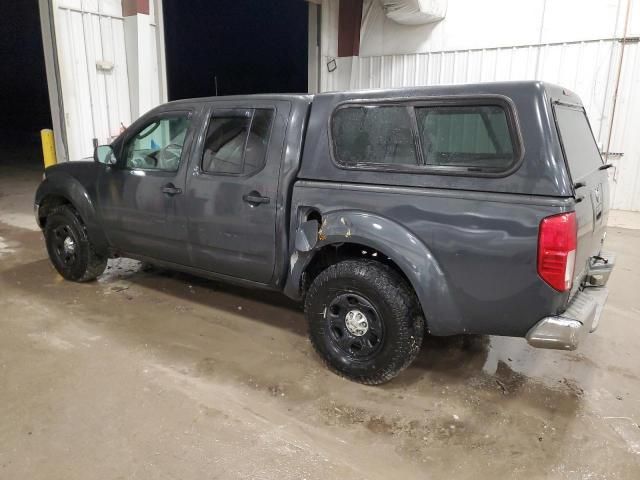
(35, 81), (614, 384)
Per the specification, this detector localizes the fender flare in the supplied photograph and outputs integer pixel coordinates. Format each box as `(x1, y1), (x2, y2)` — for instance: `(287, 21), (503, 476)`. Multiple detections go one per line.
(284, 210), (463, 335)
(35, 174), (109, 254)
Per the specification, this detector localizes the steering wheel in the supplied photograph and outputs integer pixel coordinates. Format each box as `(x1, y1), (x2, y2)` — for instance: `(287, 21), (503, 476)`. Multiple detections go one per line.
(157, 143), (182, 169)
(129, 152), (157, 169)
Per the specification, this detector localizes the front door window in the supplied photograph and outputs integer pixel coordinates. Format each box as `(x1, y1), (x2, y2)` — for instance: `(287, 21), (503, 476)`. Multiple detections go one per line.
(124, 116), (191, 171)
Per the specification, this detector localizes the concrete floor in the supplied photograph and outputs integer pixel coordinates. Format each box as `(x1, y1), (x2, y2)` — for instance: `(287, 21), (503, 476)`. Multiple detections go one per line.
(1, 157), (640, 480)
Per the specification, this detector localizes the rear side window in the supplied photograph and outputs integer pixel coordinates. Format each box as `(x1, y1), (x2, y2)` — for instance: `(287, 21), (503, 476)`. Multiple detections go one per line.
(331, 101), (519, 174)
(332, 105), (418, 166)
(202, 108), (274, 175)
(554, 105), (603, 180)
(415, 106), (515, 170)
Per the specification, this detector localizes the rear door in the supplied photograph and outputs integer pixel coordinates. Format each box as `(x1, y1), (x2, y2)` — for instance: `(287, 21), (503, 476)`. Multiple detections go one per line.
(185, 100), (290, 284)
(554, 103), (610, 289)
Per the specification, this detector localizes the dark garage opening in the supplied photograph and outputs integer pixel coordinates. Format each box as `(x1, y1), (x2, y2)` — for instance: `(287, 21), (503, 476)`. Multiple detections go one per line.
(0, 0), (51, 169)
(162, 0), (309, 100)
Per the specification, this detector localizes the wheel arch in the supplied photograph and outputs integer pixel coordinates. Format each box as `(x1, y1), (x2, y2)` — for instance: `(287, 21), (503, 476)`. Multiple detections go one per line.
(284, 210), (464, 335)
(35, 175), (109, 254)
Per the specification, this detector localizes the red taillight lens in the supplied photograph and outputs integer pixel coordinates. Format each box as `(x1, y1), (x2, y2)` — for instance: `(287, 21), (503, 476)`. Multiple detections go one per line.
(537, 212), (577, 292)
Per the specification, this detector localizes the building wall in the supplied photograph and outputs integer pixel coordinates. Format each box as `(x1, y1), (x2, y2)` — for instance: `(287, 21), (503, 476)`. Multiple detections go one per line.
(359, 0), (635, 56)
(40, 0), (166, 161)
(318, 0), (640, 211)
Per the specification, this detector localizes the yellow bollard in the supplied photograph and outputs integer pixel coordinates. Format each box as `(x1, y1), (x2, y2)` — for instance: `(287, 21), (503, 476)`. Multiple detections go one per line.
(40, 129), (57, 169)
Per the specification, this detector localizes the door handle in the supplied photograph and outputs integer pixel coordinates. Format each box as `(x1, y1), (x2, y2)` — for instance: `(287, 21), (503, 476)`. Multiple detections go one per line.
(242, 191), (270, 205)
(161, 184), (182, 196)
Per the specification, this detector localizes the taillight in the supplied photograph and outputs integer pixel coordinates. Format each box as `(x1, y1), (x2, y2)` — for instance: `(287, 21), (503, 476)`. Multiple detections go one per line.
(537, 212), (577, 292)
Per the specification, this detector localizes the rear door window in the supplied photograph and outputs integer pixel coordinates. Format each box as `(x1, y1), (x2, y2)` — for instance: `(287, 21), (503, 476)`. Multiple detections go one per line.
(554, 105), (604, 180)
(332, 105), (418, 166)
(415, 105), (515, 170)
(202, 114), (250, 174)
(202, 108), (274, 175)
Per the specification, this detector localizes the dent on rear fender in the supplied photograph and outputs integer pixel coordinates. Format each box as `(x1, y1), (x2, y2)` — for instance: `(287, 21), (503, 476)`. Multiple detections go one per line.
(288, 215), (354, 275)
(285, 212), (465, 335)
(287, 214), (355, 280)
(283, 219), (320, 300)
(318, 215), (354, 240)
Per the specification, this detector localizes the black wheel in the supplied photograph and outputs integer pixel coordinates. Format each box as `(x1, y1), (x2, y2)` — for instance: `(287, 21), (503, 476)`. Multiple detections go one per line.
(44, 205), (107, 282)
(305, 259), (424, 385)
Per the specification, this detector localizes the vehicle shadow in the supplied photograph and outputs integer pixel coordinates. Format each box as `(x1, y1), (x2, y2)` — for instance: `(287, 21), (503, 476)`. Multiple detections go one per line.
(128, 262), (308, 336)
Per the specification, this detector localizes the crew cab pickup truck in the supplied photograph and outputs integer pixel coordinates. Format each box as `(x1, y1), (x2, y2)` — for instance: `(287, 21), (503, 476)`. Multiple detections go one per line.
(35, 81), (615, 384)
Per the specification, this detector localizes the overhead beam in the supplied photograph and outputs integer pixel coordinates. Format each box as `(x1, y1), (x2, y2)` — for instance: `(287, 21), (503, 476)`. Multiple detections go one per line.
(338, 0), (363, 57)
(122, 0), (149, 16)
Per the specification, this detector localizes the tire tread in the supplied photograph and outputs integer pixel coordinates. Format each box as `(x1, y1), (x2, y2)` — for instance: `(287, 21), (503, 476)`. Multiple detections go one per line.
(305, 259), (424, 385)
(45, 205), (107, 282)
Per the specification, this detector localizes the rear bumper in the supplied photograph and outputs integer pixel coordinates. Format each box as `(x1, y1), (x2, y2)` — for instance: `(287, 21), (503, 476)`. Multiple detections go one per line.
(526, 252), (614, 350)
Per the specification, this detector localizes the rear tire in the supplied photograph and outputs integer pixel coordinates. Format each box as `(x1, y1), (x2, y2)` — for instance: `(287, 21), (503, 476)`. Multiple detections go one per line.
(44, 205), (107, 282)
(305, 259), (424, 385)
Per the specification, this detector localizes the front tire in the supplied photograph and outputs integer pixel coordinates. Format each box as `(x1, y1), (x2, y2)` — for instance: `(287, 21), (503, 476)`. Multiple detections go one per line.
(305, 259), (424, 385)
(44, 205), (107, 282)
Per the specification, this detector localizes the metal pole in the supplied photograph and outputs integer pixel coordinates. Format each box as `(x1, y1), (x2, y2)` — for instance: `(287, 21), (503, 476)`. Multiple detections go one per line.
(604, 0), (633, 164)
(41, 129), (58, 169)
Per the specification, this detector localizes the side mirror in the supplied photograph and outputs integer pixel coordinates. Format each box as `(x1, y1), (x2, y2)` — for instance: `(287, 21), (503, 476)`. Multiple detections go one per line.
(94, 145), (117, 165)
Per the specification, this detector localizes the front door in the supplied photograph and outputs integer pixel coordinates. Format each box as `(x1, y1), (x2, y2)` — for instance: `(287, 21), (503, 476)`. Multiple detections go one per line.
(185, 101), (289, 284)
(96, 109), (197, 265)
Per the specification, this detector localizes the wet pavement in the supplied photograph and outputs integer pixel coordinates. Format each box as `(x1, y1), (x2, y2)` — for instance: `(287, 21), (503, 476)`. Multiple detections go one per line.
(1, 162), (639, 479)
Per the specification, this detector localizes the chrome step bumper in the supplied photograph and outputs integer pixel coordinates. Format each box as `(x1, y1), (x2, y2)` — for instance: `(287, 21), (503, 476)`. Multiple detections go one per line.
(526, 252), (614, 351)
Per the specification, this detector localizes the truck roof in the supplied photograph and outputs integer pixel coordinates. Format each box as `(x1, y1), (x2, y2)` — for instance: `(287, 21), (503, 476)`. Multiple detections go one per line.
(162, 81), (580, 198)
(315, 80), (582, 106)
(166, 93), (313, 107)
(164, 81), (582, 108)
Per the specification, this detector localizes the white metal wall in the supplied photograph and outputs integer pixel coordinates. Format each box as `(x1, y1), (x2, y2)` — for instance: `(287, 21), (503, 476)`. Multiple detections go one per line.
(608, 41), (640, 211)
(48, 0), (165, 161)
(357, 0), (632, 56)
(54, 0), (132, 160)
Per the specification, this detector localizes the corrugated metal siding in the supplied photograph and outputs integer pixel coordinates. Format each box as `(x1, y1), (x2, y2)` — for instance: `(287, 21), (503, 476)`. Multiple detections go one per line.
(608, 41), (640, 211)
(54, 0), (131, 160)
(321, 38), (640, 211)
